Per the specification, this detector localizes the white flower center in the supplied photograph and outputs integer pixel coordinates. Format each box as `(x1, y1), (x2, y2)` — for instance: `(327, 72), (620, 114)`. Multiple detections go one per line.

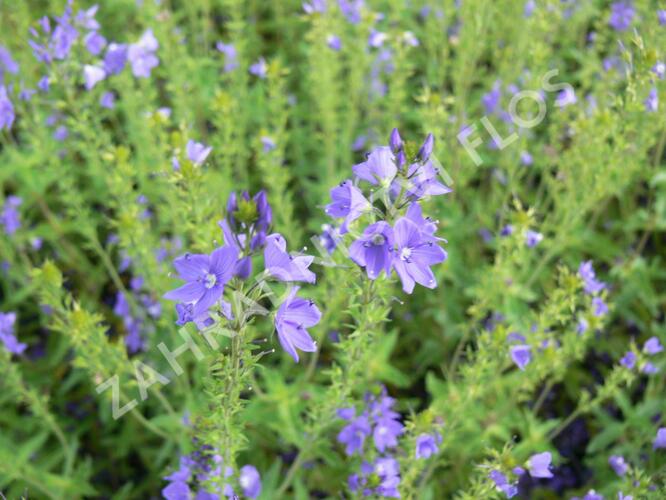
(400, 248), (412, 261)
(204, 273), (217, 289)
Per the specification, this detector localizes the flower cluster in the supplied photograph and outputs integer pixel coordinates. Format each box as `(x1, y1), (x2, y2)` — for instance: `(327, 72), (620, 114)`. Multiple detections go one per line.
(337, 387), (406, 497)
(325, 129), (450, 294)
(1, 195), (21, 236)
(0, 311), (26, 355)
(578, 260), (609, 318)
(113, 275), (161, 354)
(489, 452), (552, 498)
(0, 3), (162, 135)
(164, 191), (321, 362)
(162, 446), (261, 499)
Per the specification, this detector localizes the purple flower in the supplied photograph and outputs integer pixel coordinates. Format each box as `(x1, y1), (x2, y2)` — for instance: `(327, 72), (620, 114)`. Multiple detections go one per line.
(264, 233), (316, 283)
(84, 31), (106, 55)
(353, 146), (397, 186)
(620, 351), (636, 369)
(261, 136), (276, 152)
(643, 361), (660, 374)
(524, 0), (536, 18)
(53, 125), (68, 142)
(415, 433), (440, 459)
(186, 140), (212, 166)
(555, 87), (577, 107)
(592, 297), (608, 317)
(162, 479), (190, 500)
(349, 221), (394, 280)
(417, 133), (435, 162)
(338, 0), (364, 24)
(0, 312), (26, 355)
(645, 88), (658, 112)
(0, 46), (19, 80)
(659, 10), (666, 25)
(19, 87), (36, 101)
(1, 196), (21, 235)
(609, 1), (634, 32)
(100, 91), (115, 109)
(338, 412), (372, 455)
(374, 457), (401, 498)
(654, 427), (666, 449)
(510, 344), (531, 370)
(653, 61), (665, 79)
(83, 64), (106, 90)
(327, 34), (342, 51)
(0, 86), (14, 130)
(38, 76), (50, 92)
(578, 261), (606, 295)
(643, 336), (663, 355)
(51, 15), (78, 60)
(275, 287), (321, 362)
(104, 43), (128, 75)
(319, 223), (339, 254)
(581, 490), (604, 500)
(482, 82), (502, 114)
(75, 5), (101, 30)
(395, 160), (452, 200)
(303, 0), (326, 14)
(368, 30), (388, 48)
(609, 455), (628, 476)
(373, 415), (404, 452)
(525, 230), (543, 248)
(128, 30), (159, 78)
(324, 180), (371, 234)
(489, 470), (518, 498)
(577, 317), (589, 334)
(528, 452), (553, 478)
(392, 217), (447, 294)
(249, 57), (268, 79)
(164, 246), (238, 318)
(216, 42), (238, 72)
(520, 151), (533, 166)
(239, 465), (262, 499)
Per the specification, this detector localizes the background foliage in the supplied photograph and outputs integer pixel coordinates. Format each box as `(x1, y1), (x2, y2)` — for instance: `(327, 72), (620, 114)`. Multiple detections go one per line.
(1, 0), (665, 498)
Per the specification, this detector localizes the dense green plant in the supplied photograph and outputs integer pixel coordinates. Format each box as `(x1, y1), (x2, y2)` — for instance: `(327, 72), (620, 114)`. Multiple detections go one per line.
(1, 0), (666, 499)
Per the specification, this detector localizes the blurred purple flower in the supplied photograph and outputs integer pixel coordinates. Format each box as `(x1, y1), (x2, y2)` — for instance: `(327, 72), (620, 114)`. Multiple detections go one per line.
(128, 30), (159, 78)
(525, 230), (543, 248)
(186, 140), (212, 166)
(327, 34), (342, 51)
(620, 351), (636, 369)
(104, 43), (128, 75)
(653, 428), (666, 449)
(1, 195), (21, 235)
(249, 57), (268, 78)
(415, 433), (440, 459)
(528, 452), (553, 478)
(644, 336), (663, 355)
(83, 64), (106, 90)
(239, 465), (262, 499)
(100, 91), (115, 109)
(84, 31), (106, 55)
(609, 1), (634, 32)
(0, 86), (14, 130)
(645, 88), (658, 112)
(608, 455), (628, 476)
(0, 312), (26, 355)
